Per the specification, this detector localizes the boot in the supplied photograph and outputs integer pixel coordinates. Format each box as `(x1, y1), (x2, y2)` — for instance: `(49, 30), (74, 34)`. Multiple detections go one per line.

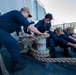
(12, 60), (27, 72)
(49, 47), (56, 58)
(62, 48), (72, 57)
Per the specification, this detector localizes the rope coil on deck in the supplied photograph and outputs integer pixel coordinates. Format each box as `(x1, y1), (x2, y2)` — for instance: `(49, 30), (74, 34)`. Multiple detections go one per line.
(30, 47), (50, 58)
(0, 53), (9, 75)
(30, 47), (76, 65)
(20, 34), (76, 65)
(35, 57), (76, 65)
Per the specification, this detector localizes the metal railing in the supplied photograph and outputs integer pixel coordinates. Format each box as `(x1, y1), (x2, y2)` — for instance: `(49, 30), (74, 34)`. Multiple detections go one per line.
(51, 22), (76, 33)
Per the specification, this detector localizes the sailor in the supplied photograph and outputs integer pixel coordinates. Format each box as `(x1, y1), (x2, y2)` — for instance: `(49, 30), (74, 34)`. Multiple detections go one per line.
(0, 7), (49, 72)
(64, 27), (76, 41)
(34, 13), (56, 58)
(49, 27), (76, 57)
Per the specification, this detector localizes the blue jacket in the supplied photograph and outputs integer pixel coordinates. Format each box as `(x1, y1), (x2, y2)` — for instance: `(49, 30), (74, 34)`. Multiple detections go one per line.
(49, 31), (68, 45)
(0, 10), (30, 33)
(16, 22), (33, 35)
(35, 19), (51, 33)
(60, 34), (76, 44)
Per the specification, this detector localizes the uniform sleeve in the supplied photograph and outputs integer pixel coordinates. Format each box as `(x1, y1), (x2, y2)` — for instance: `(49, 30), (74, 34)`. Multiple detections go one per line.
(47, 23), (51, 31)
(61, 34), (76, 44)
(12, 10), (30, 28)
(34, 21), (41, 29)
(60, 37), (68, 45)
(49, 31), (68, 45)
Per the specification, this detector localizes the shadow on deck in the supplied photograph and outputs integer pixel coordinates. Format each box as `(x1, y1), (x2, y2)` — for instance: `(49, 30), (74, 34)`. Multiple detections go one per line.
(0, 47), (76, 75)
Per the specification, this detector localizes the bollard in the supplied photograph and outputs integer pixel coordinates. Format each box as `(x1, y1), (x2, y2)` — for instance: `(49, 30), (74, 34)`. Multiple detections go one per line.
(36, 39), (46, 53)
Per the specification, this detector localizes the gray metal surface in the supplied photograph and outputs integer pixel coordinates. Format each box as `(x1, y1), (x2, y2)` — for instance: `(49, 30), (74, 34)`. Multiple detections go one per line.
(0, 47), (76, 75)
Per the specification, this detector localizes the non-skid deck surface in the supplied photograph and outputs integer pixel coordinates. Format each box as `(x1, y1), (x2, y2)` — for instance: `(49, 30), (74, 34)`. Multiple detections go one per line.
(0, 47), (76, 75)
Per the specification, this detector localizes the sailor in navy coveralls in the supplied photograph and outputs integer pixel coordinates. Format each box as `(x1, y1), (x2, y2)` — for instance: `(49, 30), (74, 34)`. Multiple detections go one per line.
(0, 7), (44, 72)
(49, 27), (76, 57)
(34, 13), (56, 57)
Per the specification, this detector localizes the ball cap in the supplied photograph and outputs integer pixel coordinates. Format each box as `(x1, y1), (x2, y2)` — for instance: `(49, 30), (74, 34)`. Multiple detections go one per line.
(21, 7), (32, 17)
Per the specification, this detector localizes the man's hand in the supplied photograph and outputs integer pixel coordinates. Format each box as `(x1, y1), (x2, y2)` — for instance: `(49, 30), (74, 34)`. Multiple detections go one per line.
(43, 32), (50, 38)
(28, 25), (42, 35)
(44, 31), (49, 33)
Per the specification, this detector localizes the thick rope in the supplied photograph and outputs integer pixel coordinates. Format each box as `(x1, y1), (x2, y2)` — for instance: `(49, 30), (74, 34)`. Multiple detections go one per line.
(19, 35), (46, 45)
(35, 57), (76, 65)
(19, 35), (76, 65)
(30, 47), (76, 65)
(0, 53), (9, 75)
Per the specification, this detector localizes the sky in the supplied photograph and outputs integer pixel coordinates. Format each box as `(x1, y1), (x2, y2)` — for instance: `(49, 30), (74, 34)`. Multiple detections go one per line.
(39, 0), (76, 25)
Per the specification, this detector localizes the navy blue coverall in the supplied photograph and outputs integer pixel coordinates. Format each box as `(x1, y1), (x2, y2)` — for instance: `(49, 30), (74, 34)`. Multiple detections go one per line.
(16, 21), (34, 36)
(35, 19), (56, 57)
(49, 31), (76, 57)
(49, 31), (68, 47)
(0, 10), (30, 61)
(61, 32), (76, 52)
(35, 19), (55, 47)
(49, 31), (76, 47)
(60, 34), (76, 44)
(23, 21), (34, 34)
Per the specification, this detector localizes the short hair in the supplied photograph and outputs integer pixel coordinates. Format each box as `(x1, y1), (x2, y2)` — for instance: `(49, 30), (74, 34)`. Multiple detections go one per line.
(66, 27), (74, 31)
(45, 13), (53, 20)
(55, 27), (62, 32)
(66, 27), (74, 33)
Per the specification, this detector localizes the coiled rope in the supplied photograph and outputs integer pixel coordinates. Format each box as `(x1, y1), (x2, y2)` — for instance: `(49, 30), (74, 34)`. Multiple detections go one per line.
(20, 35), (76, 65)
(30, 47), (76, 65)
(30, 47), (50, 57)
(0, 53), (9, 75)
(19, 34), (47, 45)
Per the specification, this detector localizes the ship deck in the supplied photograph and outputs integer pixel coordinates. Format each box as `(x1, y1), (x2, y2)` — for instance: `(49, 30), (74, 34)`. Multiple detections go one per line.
(0, 47), (76, 75)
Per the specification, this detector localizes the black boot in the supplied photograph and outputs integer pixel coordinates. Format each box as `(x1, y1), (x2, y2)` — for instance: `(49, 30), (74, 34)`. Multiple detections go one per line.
(62, 48), (72, 57)
(12, 60), (27, 72)
(50, 47), (56, 58)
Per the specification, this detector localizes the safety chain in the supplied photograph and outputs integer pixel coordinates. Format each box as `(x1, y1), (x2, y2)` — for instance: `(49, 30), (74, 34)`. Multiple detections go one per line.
(0, 53), (9, 75)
